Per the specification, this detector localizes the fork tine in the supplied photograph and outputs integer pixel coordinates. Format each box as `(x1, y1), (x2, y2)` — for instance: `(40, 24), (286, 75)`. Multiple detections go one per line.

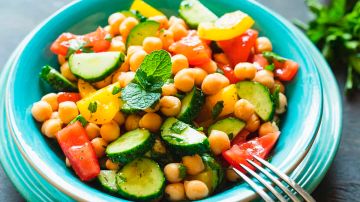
(253, 155), (316, 202)
(247, 159), (301, 202)
(239, 164), (287, 202)
(231, 167), (275, 202)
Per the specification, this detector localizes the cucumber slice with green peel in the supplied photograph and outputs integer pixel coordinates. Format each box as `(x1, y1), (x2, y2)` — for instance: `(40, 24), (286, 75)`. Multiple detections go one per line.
(40, 65), (78, 92)
(69, 52), (125, 82)
(208, 117), (245, 140)
(236, 81), (275, 121)
(106, 129), (154, 164)
(179, 0), (218, 28)
(98, 170), (118, 193)
(116, 158), (165, 201)
(177, 87), (205, 123)
(126, 21), (160, 48)
(161, 117), (209, 156)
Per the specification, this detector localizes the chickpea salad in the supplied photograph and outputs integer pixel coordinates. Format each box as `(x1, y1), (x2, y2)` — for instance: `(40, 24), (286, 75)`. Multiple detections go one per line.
(31, 0), (299, 201)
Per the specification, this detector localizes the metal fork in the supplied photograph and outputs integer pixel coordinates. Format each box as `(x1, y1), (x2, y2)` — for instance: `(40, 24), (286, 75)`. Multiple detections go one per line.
(232, 155), (316, 202)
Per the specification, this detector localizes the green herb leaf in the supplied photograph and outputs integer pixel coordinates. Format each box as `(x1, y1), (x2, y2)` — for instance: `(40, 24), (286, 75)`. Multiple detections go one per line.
(88, 101), (98, 113)
(211, 101), (224, 120)
(170, 121), (188, 134)
(272, 85), (281, 108)
(131, 10), (148, 22)
(69, 115), (88, 127)
(112, 86), (121, 95)
(265, 64), (275, 71)
(121, 83), (161, 110)
(196, 127), (204, 132)
(263, 51), (286, 63)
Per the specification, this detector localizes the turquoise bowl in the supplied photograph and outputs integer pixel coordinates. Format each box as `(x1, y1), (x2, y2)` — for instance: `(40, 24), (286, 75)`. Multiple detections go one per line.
(5, 0), (323, 201)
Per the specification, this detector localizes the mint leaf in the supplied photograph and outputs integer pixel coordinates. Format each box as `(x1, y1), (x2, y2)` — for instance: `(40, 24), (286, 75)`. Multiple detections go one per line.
(135, 50), (172, 90)
(121, 83), (161, 110)
(211, 101), (224, 120)
(170, 121), (188, 134)
(265, 64), (275, 71)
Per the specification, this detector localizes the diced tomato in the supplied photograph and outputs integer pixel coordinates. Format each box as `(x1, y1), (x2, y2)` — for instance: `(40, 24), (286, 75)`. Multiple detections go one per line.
(222, 132), (280, 172)
(83, 27), (111, 52)
(217, 29), (258, 67)
(57, 92), (82, 103)
(231, 130), (250, 145)
(56, 121), (100, 181)
(218, 64), (239, 84)
(274, 60), (299, 81)
(251, 54), (269, 70)
(50, 33), (77, 56)
(169, 31), (212, 66)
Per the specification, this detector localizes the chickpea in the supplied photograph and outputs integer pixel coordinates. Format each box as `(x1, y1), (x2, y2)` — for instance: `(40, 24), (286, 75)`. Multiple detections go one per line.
(164, 163), (186, 183)
(119, 17), (139, 40)
(169, 23), (188, 41)
(50, 111), (60, 120)
(130, 50), (147, 72)
(125, 114), (141, 131)
(100, 121), (120, 142)
(159, 29), (175, 50)
(139, 113), (162, 132)
(65, 157), (71, 167)
(259, 122), (279, 137)
(85, 123), (100, 140)
(174, 69), (195, 92)
(41, 93), (59, 111)
(142, 37), (163, 53)
(115, 72), (135, 88)
(149, 15), (169, 29)
(201, 73), (230, 95)
(160, 96), (181, 116)
(245, 114), (260, 132)
(58, 101), (79, 124)
(109, 36), (125, 52)
(60, 62), (77, 81)
(127, 45), (143, 59)
(108, 12), (126, 35)
(94, 74), (112, 89)
(165, 183), (186, 201)
(169, 16), (187, 28)
(253, 70), (275, 89)
(113, 111), (126, 126)
(226, 167), (240, 182)
(105, 159), (120, 170)
(234, 62), (257, 81)
(41, 119), (62, 138)
(193, 68), (208, 86)
(182, 154), (205, 175)
(162, 83), (178, 96)
(214, 53), (230, 65)
(91, 137), (108, 158)
(171, 54), (189, 75)
(58, 55), (66, 65)
(184, 180), (209, 200)
(153, 138), (167, 154)
(200, 60), (217, 74)
(255, 37), (272, 53)
(272, 80), (285, 94)
(31, 101), (53, 122)
(119, 61), (130, 72)
(276, 93), (287, 114)
(208, 130), (231, 155)
(234, 99), (255, 121)
(144, 102), (160, 113)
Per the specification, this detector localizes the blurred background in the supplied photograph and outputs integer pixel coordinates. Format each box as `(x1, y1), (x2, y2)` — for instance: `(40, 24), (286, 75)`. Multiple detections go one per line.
(0, 0), (359, 201)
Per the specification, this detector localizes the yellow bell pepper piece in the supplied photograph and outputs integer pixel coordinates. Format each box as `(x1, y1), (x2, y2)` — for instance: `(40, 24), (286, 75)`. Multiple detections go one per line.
(77, 82), (121, 124)
(198, 11), (254, 41)
(78, 79), (96, 98)
(205, 84), (238, 117)
(130, 0), (165, 17)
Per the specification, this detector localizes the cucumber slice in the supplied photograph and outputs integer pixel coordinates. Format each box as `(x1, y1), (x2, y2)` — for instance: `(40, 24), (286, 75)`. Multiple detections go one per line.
(40, 65), (78, 92)
(179, 0), (218, 28)
(161, 117), (209, 156)
(177, 87), (205, 123)
(126, 21), (160, 48)
(69, 52), (125, 82)
(98, 170), (118, 193)
(208, 117), (245, 140)
(236, 81), (275, 121)
(116, 158), (165, 201)
(106, 129), (154, 164)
